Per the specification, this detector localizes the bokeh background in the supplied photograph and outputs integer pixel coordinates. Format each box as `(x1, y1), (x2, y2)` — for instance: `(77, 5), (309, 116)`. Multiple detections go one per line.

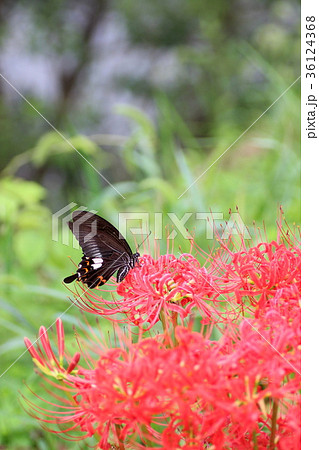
(0, 1), (300, 448)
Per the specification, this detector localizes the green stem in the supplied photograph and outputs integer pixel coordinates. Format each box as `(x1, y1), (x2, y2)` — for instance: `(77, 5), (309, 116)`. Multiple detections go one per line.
(159, 310), (178, 346)
(171, 311), (178, 346)
(159, 309), (168, 333)
(115, 424), (125, 450)
(252, 430), (258, 450)
(140, 424), (153, 447)
(270, 399), (279, 449)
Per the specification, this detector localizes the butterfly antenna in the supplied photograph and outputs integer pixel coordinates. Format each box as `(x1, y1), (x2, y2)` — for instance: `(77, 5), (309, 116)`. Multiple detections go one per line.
(137, 230), (152, 251)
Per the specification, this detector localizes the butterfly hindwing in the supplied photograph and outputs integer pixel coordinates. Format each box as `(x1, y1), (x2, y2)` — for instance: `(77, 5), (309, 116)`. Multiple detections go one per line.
(76, 257), (116, 288)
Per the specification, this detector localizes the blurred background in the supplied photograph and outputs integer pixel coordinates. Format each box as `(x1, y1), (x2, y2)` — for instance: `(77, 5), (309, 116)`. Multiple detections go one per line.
(0, 0), (300, 448)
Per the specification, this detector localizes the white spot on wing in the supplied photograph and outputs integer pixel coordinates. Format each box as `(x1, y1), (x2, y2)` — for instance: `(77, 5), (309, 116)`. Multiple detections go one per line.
(92, 257), (103, 270)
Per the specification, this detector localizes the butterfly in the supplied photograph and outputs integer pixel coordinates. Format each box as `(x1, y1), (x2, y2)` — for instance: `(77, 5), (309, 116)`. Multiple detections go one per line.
(63, 210), (140, 288)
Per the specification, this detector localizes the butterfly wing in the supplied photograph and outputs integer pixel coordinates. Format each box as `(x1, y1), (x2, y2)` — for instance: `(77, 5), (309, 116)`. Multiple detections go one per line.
(69, 210), (133, 258)
(64, 211), (135, 288)
(79, 258), (127, 288)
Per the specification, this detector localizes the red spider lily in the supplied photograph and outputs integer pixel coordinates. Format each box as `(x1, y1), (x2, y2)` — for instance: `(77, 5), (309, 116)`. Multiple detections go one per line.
(24, 312), (300, 449)
(24, 318), (80, 379)
(71, 253), (223, 328)
(211, 239), (301, 317)
(24, 216), (301, 449)
(69, 222), (301, 329)
(276, 401), (301, 450)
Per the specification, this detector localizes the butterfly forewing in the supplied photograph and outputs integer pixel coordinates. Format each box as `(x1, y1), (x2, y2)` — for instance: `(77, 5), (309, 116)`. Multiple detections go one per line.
(69, 210), (133, 257)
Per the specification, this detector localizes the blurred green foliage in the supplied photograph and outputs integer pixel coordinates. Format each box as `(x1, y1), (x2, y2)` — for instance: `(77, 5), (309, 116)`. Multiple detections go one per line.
(0, 0), (300, 448)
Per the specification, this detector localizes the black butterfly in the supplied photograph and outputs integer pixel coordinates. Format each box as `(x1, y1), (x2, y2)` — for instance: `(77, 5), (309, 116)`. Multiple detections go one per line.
(63, 211), (139, 289)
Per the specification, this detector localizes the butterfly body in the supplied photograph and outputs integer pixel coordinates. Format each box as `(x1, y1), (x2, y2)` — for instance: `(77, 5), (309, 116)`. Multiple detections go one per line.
(64, 211), (139, 289)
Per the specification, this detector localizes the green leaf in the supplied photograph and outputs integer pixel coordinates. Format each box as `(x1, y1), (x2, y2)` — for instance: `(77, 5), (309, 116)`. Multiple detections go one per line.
(0, 177), (46, 206)
(13, 230), (48, 268)
(31, 131), (100, 166)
